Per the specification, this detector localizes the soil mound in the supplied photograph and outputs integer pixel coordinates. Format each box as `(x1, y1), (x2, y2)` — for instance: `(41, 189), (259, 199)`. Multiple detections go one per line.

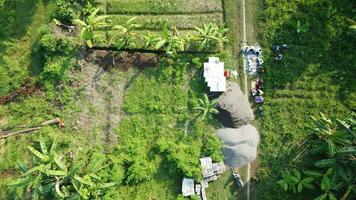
(216, 82), (254, 128)
(85, 51), (160, 71)
(217, 125), (260, 168)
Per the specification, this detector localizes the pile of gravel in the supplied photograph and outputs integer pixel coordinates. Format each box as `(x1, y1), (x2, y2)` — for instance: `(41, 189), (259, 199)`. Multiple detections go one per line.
(217, 125), (260, 168)
(216, 82), (254, 128)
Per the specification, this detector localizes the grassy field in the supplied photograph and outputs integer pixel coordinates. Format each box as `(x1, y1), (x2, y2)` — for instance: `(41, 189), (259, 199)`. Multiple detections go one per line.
(256, 0), (355, 199)
(0, 0), (56, 96)
(104, 0), (223, 14)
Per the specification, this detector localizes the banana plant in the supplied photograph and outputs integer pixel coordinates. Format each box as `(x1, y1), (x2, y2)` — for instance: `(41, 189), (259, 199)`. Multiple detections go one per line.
(307, 113), (355, 199)
(192, 23), (228, 51)
(110, 17), (141, 49)
(309, 113), (354, 156)
(194, 94), (219, 120)
(313, 168), (343, 200)
(277, 169), (315, 193)
(71, 157), (116, 199)
(8, 139), (69, 199)
(141, 31), (162, 49)
(73, 8), (109, 48)
(8, 140), (116, 199)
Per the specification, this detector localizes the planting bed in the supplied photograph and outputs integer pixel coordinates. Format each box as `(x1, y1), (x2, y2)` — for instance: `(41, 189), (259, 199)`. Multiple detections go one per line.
(97, 0), (224, 48)
(109, 13), (224, 30)
(104, 0), (223, 14)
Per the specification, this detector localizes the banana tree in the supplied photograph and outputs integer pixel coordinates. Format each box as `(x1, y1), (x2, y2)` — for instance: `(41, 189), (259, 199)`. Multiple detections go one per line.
(309, 113), (354, 156)
(70, 156), (115, 199)
(141, 31), (162, 49)
(277, 169), (315, 193)
(73, 8), (109, 48)
(194, 94), (219, 120)
(313, 168), (343, 200)
(192, 23), (228, 51)
(307, 113), (356, 199)
(8, 139), (69, 199)
(110, 17), (141, 49)
(8, 140), (116, 199)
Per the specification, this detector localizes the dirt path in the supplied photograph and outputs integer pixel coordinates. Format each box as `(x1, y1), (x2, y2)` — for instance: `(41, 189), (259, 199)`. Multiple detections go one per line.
(239, 0), (260, 199)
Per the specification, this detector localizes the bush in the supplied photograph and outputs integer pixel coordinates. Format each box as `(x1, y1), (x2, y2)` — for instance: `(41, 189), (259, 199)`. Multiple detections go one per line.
(38, 33), (57, 52)
(54, 0), (79, 23)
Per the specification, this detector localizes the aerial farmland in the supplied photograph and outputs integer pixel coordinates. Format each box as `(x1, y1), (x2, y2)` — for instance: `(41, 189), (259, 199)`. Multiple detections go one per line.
(0, 0), (354, 200)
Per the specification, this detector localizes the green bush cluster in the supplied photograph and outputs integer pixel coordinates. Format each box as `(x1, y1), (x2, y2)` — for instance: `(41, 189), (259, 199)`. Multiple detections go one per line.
(33, 25), (76, 104)
(111, 60), (222, 188)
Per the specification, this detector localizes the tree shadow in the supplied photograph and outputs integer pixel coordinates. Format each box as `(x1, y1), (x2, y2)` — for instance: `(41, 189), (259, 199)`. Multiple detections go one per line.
(0, 0), (39, 43)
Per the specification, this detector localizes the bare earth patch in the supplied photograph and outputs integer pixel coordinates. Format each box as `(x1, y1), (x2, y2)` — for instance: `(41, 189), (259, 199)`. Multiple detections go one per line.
(69, 50), (140, 148)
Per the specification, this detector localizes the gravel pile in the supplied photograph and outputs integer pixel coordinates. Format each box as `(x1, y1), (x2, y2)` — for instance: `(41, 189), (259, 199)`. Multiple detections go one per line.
(217, 125), (260, 168)
(216, 82), (254, 128)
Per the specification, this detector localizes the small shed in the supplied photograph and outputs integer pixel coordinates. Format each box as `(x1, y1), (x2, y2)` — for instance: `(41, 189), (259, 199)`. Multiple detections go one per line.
(203, 57), (226, 92)
(182, 178), (195, 197)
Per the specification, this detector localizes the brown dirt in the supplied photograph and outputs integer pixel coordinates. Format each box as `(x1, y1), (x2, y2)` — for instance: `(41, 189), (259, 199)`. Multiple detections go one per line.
(0, 169), (15, 178)
(0, 80), (42, 105)
(84, 50), (160, 71)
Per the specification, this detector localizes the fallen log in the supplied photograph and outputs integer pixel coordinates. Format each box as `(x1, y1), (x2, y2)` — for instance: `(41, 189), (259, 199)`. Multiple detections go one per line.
(0, 118), (64, 139)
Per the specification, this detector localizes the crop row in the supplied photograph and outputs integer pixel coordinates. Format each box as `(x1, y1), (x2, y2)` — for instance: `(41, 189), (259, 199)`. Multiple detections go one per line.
(102, 0), (223, 14)
(107, 13), (224, 30)
(93, 30), (195, 47)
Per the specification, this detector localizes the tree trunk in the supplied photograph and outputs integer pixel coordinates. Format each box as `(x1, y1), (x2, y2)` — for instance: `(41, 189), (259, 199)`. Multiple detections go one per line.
(0, 118), (63, 139)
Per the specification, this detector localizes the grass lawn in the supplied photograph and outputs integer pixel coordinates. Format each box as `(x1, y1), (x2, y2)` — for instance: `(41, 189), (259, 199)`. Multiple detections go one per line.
(0, 0), (56, 96)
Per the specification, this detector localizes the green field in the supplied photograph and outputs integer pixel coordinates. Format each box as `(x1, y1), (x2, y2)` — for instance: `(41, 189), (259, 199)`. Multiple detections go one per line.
(97, 0), (225, 48)
(256, 0), (355, 199)
(104, 0), (223, 14)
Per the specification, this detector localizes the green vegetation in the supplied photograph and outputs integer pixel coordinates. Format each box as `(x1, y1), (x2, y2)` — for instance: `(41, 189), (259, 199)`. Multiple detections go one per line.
(1, 0), (355, 199)
(8, 139), (115, 199)
(257, 0), (355, 199)
(105, 0), (223, 14)
(0, 0), (227, 199)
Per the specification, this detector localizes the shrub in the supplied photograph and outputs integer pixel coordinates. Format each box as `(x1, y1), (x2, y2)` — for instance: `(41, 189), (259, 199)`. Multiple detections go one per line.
(54, 0), (79, 23)
(38, 33), (57, 52)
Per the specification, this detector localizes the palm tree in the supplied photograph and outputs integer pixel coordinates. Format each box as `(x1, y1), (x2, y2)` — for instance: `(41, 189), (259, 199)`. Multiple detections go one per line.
(194, 94), (219, 120)
(110, 17), (141, 49)
(73, 8), (109, 48)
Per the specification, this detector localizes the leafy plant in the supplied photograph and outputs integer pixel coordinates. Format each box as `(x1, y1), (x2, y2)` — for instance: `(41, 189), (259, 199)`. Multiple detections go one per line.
(8, 140), (116, 199)
(191, 23), (228, 51)
(296, 20), (310, 34)
(277, 169), (315, 193)
(110, 17), (141, 49)
(73, 8), (109, 48)
(194, 94), (219, 120)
